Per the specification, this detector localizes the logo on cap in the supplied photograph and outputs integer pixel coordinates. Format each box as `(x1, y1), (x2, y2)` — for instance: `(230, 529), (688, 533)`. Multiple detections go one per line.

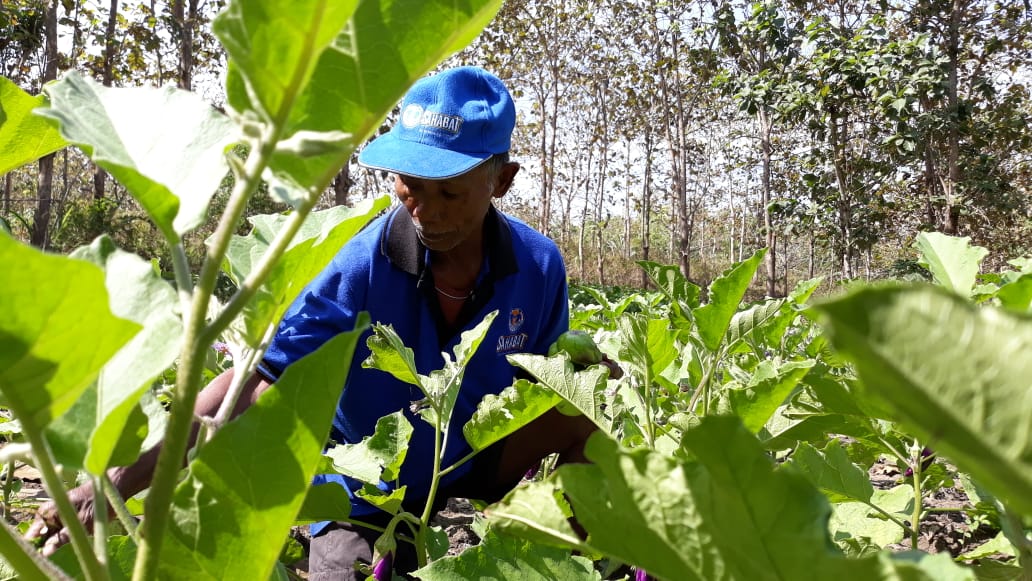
(402, 104), (424, 129)
(401, 103), (464, 135)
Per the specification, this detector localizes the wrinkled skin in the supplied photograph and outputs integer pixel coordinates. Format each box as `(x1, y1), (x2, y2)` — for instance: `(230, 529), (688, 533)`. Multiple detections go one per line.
(25, 484), (97, 556)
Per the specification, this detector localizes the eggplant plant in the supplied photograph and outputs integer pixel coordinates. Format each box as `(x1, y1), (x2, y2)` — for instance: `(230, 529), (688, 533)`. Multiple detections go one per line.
(0, 0), (503, 579)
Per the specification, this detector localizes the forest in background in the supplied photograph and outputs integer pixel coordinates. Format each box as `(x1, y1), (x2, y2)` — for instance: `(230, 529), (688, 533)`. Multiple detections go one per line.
(2, 0), (1031, 295)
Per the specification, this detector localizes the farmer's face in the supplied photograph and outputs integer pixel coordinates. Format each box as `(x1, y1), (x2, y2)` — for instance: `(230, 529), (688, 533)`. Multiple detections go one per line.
(394, 161), (518, 252)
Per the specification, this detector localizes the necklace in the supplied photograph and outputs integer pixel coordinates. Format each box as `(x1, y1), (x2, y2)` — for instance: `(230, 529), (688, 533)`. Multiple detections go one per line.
(434, 285), (472, 300)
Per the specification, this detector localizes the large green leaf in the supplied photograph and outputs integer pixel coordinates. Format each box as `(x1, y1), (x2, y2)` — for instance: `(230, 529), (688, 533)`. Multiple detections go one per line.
(44, 382), (148, 473)
(36, 73), (235, 242)
(693, 249), (766, 352)
(325, 410), (412, 483)
(220, 196), (390, 347)
(50, 534), (137, 581)
(506, 354), (610, 430)
(637, 260), (701, 310)
(219, 0), (504, 193)
(71, 236), (181, 473)
(726, 298), (787, 349)
(762, 413), (876, 451)
(914, 232), (988, 296)
(996, 273), (1032, 312)
(828, 486), (911, 549)
(0, 76), (67, 175)
(788, 440), (874, 504)
(463, 379), (561, 453)
(489, 418), (973, 581)
(812, 285), (1032, 517)
(364, 323), (423, 388)
(421, 311), (499, 427)
(213, 0), (359, 126)
(46, 237), (181, 473)
(413, 529), (600, 581)
(366, 311), (499, 430)
(729, 278), (822, 350)
(617, 314), (678, 386)
(486, 481), (583, 549)
(726, 359), (815, 433)
(0, 235), (139, 430)
(157, 314), (369, 580)
(296, 483), (352, 525)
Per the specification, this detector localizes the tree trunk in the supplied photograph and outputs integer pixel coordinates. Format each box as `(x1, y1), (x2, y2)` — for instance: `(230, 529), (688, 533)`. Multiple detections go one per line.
(594, 152), (608, 286)
(923, 142), (938, 227)
(543, 68), (560, 237)
(32, 1), (59, 249)
(150, 1), (165, 81)
(172, 0), (195, 91)
(942, 0), (962, 234)
(728, 173), (736, 262)
(333, 164), (352, 206)
(783, 241), (789, 291)
(639, 128), (653, 290)
(623, 138), (631, 258)
(828, 109), (854, 279)
(536, 86), (551, 236)
(739, 200), (746, 262)
(578, 148), (594, 281)
(94, 0), (119, 201)
(184, 0), (198, 90)
(808, 233), (816, 279)
(758, 108), (777, 296)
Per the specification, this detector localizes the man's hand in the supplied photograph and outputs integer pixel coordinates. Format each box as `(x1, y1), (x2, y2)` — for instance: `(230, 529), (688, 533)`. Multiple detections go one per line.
(21, 370), (270, 556)
(25, 483), (96, 556)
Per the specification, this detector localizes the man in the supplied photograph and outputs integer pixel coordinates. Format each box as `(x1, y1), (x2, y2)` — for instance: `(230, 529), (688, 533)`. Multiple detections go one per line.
(29, 66), (598, 579)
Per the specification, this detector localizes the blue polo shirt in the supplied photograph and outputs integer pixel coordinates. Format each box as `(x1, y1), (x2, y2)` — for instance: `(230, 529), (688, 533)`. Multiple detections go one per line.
(259, 204), (568, 526)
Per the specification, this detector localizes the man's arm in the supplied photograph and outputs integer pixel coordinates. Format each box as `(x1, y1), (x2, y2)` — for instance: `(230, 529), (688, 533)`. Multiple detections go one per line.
(25, 369), (272, 555)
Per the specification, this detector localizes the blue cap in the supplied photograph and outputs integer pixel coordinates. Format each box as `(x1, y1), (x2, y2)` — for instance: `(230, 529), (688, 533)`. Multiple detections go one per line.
(358, 66), (516, 179)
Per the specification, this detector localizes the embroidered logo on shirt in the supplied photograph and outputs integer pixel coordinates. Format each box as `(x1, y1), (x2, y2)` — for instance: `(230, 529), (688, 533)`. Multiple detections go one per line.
(509, 308), (525, 332)
(496, 332), (528, 353)
(497, 307), (528, 354)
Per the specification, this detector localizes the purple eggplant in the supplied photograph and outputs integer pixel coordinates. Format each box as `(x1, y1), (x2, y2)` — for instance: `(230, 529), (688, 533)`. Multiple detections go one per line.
(372, 551), (393, 580)
(904, 447), (935, 477)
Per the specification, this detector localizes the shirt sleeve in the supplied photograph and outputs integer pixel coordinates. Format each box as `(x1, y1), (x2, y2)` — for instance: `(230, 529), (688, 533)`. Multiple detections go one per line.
(259, 261), (366, 381)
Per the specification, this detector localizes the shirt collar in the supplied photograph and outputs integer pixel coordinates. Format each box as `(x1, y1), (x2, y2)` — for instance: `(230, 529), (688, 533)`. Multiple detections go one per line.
(380, 204), (518, 279)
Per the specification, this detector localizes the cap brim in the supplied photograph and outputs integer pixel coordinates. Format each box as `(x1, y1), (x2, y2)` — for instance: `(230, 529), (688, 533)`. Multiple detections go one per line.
(358, 133), (490, 179)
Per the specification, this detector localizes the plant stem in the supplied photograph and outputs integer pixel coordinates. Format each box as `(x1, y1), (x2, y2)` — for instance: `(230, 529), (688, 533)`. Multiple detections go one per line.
(437, 451), (477, 479)
(23, 427), (108, 581)
(202, 198), (317, 344)
(133, 133), (276, 581)
(864, 501), (909, 533)
(91, 475), (109, 573)
(2, 459), (13, 520)
(910, 444), (923, 548)
(0, 518), (72, 581)
(102, 473), (138, 539)
(640, 362), (657, 449)
(1000, 504), (1032, 575)
(202, 329), (269, 446)
(170, 242), (194, 316)
(416, 407), (445, 568)
(688, 353), (717, 417)
(133, 0), (336, 574)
